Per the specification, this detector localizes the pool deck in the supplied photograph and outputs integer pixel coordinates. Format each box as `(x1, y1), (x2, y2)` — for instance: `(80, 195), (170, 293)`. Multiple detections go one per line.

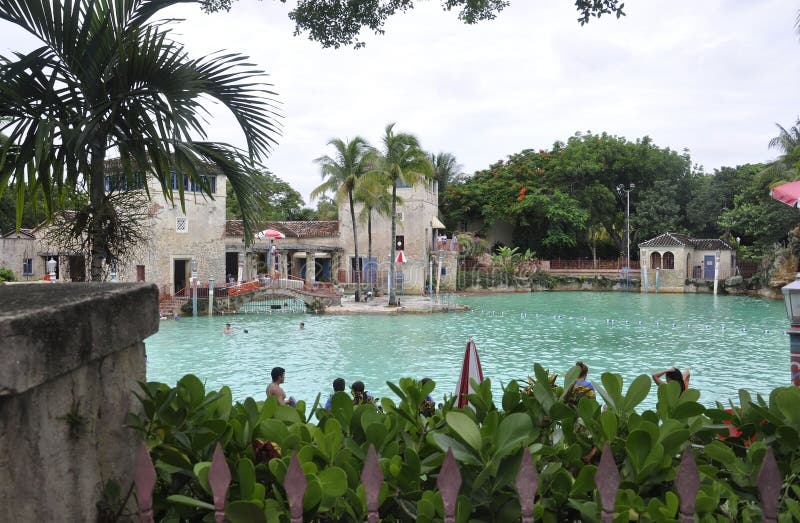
(326, 294), (469, 314)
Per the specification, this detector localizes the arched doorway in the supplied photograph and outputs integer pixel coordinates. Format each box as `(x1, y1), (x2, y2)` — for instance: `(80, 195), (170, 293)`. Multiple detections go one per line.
(650, 252), (662, 269)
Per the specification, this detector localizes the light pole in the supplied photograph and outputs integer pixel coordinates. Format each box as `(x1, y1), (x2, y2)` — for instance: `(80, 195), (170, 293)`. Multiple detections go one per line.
(191, 258), (198, 317)
(781, 273), (800, 386)
(616, 183), (635, 269)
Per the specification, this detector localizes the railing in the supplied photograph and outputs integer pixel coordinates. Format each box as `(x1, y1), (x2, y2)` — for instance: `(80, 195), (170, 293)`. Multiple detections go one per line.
(133, 442), (782, 522)
(435, 237), (460, 252)
(738, 261), (761, 279)
(549, 259), (641, 270)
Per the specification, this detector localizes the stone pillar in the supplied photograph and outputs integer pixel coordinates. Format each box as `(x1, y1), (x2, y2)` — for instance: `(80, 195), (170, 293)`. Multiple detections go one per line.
(306, 251), (316, 283)
(0, 283), (158, 522)
(280, 252), (289, 280)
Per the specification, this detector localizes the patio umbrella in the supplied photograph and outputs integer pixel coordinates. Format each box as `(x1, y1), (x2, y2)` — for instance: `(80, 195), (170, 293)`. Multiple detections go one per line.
(455, 338), (484, 408)
(770, 180), (800, 208)
(255, 228), (286, 240)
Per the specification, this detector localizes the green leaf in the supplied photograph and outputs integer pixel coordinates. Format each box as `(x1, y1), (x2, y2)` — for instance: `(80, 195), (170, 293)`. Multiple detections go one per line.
(226, 500), (267, 523)
(493, 413), (533, 459)
(622, 374), (651, 412)
(177, 375), (206, 408)
(625, 430), (651, 473)
(318, 466), (348, 497)
(600, 410), (618, 441)
(193, 462), (212, 495)
(431, 433), (481, 466)
(445, 412), (482, 453)
(671, 401), (705, 420)
(258, 419), (289, 444)
(570, 465), (597, 497)
(167, 494), (215, 510)
(238, 458), (255, 500)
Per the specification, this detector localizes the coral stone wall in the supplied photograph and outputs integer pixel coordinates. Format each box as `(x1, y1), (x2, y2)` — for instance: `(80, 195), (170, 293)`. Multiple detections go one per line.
(0, 283), (158, 521)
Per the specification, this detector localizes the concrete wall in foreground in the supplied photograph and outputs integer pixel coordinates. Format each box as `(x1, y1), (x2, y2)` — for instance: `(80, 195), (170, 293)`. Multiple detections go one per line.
(0, 283), (158, 522)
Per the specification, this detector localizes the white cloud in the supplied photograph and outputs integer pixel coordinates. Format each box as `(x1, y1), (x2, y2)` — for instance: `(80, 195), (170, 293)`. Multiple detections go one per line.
(1, 0), (798, 203)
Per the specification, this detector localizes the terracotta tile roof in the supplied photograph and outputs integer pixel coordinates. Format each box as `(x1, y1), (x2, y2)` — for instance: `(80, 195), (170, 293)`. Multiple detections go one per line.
(1, 228), (35, 239)
(639, 232), (733, 250)
(226, 220), (339, 238)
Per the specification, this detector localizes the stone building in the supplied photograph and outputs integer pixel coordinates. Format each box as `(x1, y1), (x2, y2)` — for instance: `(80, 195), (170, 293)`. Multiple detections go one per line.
(638, 232), (735, 292)
(1, 165), (455, 294)
(337, 178), (456, 293)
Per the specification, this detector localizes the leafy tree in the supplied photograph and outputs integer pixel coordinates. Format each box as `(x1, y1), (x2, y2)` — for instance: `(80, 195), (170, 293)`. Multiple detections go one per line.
(370, 123), (432, 306)
(631, 179), (684, 242)
(761, 119), (800, 184)
(0, 0), (279, 280)
(718, 163), (799, 259)
(200, 0), (625, 49)
(312, 137), (372, 301)
(314, 196), (339, 221)
(226, 171), (306, 221)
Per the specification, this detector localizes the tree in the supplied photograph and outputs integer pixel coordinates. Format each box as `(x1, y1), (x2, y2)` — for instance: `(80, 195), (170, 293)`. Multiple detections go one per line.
(314, 196), (339, 221)
(430, 151), (463, 209)
(760, 119), (800, 184)
(370, 123), (432, 306)
(226, 171), (306, 221)
(0, 0), (279, 280)
(200, 0), (626, 49)
(356, 173), (394, 289)
(311, 136), (372, 301)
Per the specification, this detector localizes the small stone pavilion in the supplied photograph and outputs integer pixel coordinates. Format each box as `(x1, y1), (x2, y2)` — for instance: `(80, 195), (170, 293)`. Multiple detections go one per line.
(638, 232), (736, 292)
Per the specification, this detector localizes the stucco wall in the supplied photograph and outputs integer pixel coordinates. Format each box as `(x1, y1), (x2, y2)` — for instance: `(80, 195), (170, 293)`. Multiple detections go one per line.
(0, 283), (158, 521)
(0, 234), (44, 280)
(124, 177), (228, 291)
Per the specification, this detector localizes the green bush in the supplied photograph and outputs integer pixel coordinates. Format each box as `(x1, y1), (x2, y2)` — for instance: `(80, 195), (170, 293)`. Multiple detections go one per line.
(127, 368), (800, 522)
(0, 267), (16, 282)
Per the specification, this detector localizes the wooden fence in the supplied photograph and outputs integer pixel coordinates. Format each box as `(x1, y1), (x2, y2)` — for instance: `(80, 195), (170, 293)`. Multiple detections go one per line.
(133, 442), (782, 522)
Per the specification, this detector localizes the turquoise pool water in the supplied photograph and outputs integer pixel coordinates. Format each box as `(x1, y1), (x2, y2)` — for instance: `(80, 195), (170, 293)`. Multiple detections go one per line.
(144, 292), (790, 409)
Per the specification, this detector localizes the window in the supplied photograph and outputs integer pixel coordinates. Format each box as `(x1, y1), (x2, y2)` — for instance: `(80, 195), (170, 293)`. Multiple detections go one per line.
(663, 251), (675, 269)
(650, 252), (662, 269)
(170, 171), (216, 194)
(136, 265), (145, 282)
(22, 258), (33, 275)
(396, 179), (411, 189)
(176, 217), (188, 233)
(104, 172), (145, 192)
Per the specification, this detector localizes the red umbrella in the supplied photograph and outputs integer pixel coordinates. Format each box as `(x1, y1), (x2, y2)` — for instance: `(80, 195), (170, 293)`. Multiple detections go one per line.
(455, 338), (484, 408)
(255, 228), (286, 240)
(770, 181), (800, 208)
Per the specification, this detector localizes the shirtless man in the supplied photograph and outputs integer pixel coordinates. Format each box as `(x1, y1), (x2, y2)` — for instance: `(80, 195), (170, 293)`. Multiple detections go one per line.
(267, 367), (296, 406)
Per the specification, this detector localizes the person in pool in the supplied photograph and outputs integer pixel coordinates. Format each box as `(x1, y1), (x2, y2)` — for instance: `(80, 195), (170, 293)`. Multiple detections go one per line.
(652, 366), (690, 393)
(223, 323), (232, 334)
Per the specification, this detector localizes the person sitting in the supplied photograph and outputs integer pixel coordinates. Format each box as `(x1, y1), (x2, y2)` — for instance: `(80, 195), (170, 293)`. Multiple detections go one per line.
(575, 361), (596, 392)
(652, 366), (690, 393)
(351, 380), (375, 405)
(420, 377), (436, 417)
(325, 377), (346, 409)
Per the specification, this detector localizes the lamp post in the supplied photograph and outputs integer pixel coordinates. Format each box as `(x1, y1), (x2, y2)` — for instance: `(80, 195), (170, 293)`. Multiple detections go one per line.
(191, 258), (198, 317)
(616, 183), (635, 270)
(781, 274), (800, 386)
(46, 257), (57, 283)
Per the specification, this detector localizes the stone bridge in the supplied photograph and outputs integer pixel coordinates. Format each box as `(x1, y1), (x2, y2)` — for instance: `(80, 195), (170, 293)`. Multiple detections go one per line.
(223, 284), (341, 313)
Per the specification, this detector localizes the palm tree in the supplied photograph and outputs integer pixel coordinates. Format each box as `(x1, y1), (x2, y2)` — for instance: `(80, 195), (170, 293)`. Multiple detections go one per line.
(311, 136), (371, 301)
(763, 120), (800, 184)
(370, 123), (432, 306)
(0, 0), (279, 280)
(356, 174), (394, 290)
(430, 151), (463, 205)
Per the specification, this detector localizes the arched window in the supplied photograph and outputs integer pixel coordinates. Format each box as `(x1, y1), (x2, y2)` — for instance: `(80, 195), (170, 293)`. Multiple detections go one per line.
(663, 251), (675, 269)
(650, 252), (662, 269)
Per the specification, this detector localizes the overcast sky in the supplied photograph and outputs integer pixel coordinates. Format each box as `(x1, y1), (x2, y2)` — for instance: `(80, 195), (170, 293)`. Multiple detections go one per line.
(2, 1), (799, 206)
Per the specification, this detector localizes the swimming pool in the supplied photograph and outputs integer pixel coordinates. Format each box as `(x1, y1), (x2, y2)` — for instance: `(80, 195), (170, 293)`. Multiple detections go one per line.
(144, 292), (789, 409)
